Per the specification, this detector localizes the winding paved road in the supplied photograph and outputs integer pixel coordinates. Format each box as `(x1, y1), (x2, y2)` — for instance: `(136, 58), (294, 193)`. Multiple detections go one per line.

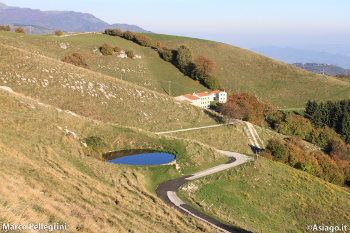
(156, 150), (252, 233)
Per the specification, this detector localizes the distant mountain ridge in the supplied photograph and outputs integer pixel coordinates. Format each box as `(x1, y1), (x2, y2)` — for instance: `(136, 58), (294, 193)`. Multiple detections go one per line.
(0, 2), (151, 33)
(292, 63), (350, 76)
(250, 46), (350, 69)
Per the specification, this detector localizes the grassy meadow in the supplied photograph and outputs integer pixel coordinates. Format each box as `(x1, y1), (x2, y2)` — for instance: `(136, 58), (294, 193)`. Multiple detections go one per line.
(178, 157), (350, 233)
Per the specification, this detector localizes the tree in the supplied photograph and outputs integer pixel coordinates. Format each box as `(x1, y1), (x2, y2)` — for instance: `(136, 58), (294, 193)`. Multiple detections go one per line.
(176, 44), (193, 75)
(304, 100), (317, 119)
(191, 55), (216, 80)
(62, 52), (89, 68)
(15, 27), (26, 34)
(100, 43), (113, 55)
(265, 138), (288, 163)
(341, 113), (350, 144)
(201, 76), (221, 90)
(55, 30), (63, 36)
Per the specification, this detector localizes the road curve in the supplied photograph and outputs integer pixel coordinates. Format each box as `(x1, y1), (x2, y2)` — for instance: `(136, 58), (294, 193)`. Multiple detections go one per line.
(156, 150), (251, 233)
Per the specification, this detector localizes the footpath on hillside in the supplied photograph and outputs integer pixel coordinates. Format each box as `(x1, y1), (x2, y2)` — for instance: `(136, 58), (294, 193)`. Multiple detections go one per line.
(155, 121), (264, 233)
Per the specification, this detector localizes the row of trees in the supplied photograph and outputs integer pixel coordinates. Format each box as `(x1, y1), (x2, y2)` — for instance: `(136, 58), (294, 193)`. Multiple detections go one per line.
(305, 100), (350, 143)
(105, 29), (155, 47)
(104, 28), (222, 90)
(159, 44), (221, 90)
(262, 137), (350, 186)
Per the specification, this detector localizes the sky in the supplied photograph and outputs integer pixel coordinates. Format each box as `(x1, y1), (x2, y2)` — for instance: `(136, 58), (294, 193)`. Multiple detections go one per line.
(2, 0), (350, 49)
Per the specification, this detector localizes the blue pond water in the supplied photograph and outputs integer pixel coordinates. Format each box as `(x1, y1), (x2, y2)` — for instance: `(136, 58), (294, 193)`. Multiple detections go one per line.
(105, 149), (175, 165)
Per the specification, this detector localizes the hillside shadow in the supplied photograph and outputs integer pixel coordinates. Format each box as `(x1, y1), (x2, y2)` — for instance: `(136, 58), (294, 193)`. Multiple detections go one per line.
(249, 145), (264, 154)
(203, 109), (225, 123)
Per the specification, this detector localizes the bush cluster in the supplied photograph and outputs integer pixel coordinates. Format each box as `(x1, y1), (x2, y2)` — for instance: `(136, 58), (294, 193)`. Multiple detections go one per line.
(0, 25), (11, 31)
(100, 43), (114, 56)
(218, 93), (280, 126)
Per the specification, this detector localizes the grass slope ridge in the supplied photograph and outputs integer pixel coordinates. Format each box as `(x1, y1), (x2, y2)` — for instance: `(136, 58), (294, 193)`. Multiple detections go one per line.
(0, 89), (227, 233)
(145, 33), (350, 108)
(0, 33), (221, 132)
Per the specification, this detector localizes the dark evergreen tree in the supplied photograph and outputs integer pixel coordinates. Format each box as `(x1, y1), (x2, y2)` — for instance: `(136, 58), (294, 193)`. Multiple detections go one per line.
(304, 100), (317, 120)
(341, 113), (350, 144)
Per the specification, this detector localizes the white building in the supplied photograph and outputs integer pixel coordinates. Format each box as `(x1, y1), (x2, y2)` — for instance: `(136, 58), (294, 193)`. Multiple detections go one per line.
(174, 90), (227, 108)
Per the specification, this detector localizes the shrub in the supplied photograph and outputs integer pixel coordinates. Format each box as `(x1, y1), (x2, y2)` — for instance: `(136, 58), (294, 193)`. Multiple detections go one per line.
(160, 47), (176, 62)
(55, 30), (63, 36)
(100, 43), (113, 55)
(0, 25), (11, 31)
(113, 46), (122, 54)
(125, 50), (135, 59)
(14, 27), (26, 34)
(156, 41), (163, 49)
(134, 34), (154, 47)
(62, 52), (89, 68)
(122, 30), (136, 40)
(105, 28), (123, 36)
(111, 28), (122, 36)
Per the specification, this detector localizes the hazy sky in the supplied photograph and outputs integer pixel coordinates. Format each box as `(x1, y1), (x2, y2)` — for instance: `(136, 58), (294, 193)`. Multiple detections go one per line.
(2, 0), (350, 49)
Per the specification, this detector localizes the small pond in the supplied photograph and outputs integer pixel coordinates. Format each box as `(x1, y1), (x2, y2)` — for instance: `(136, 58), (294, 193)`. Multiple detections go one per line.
(104, 149), (175, 165)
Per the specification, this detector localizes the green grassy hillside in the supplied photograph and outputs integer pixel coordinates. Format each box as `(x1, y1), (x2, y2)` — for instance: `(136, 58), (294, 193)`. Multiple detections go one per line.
(0, 32), (222, 132)
(1, 30), (349, 233)
(0, 89), (227, 233)
(145, 33), (350, 108)
(3, 31), (350, 108)
(0, 31), (210, 97)
(179, 157), (350, 233)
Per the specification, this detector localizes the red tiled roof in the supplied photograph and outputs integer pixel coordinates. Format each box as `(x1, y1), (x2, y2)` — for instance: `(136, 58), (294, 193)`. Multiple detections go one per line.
(183, 94), (200, 100)
(182, 100), (192, 104)
(195, 92), (211, 97)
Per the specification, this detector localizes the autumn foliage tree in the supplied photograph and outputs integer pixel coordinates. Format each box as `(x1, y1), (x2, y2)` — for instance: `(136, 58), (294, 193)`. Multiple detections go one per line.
(15, 26), (25, 33)
(62, 52), (89, 68)
(219, 93), (278, 125)
(191, 55), (216, 80)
